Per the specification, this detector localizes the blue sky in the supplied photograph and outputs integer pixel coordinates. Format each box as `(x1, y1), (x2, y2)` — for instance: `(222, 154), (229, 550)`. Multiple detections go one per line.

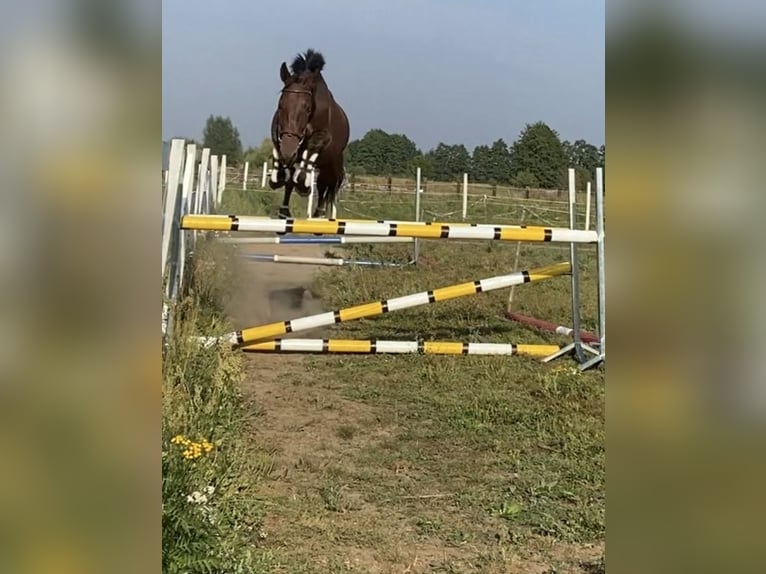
(163, 0), (604, 151)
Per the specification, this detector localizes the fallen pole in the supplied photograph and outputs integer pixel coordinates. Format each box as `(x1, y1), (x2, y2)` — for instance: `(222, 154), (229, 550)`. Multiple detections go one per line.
(217, 235), (414, 245)
(201, 261), (570, 347)
(505, 311), (599, 345)
(243, 338), (560, 357)
(242, 253), (405, 267)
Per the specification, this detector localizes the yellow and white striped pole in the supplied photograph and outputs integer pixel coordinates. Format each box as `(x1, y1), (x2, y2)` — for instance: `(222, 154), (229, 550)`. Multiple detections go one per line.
(181, 215), (597, 243)
(205, 261), (570, 347)
(243, 338), (560, 357)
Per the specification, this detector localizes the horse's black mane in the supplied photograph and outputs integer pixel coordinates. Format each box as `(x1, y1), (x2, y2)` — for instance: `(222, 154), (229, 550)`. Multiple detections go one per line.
(290, 49), (325, 75)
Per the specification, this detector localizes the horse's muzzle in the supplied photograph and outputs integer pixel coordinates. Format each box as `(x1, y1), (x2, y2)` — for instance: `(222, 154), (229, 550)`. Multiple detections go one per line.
(278, 135), (302, 166)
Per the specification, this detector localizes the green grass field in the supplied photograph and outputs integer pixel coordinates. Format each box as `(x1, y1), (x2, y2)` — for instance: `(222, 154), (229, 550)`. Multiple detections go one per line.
(163, 185), (604, 573)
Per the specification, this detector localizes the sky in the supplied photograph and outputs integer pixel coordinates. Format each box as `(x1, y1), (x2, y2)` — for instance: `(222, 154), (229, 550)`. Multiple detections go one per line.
(162, 0), (604, 152)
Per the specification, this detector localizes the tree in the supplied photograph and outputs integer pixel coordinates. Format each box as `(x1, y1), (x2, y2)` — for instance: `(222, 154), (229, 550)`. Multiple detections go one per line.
(242, 137), (273, 169)
(345, 129), (419, 176)
(568, 139), (601, 176)
(426, 143), (470, 181)
(514, 170), (539, 189)
(202, 115), (243, 165)
(562, 139), (604, 189)
(486, 138), (512, 183)
(509, 122), (567, 189)
(471, 145), (491, 182)
(411, 153), (435, 179)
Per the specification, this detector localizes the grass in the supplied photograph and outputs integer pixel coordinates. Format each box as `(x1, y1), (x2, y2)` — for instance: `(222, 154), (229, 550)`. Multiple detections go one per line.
(186, 185), (605, 572)
(162, 240), (275, 573)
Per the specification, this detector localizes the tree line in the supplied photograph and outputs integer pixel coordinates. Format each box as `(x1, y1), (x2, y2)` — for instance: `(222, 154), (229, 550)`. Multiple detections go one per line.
(179, 116), (604, 190)
(344, 122), (604, 190)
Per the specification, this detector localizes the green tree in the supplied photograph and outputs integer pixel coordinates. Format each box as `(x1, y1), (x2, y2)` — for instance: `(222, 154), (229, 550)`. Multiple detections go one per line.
(471, 145), (491, 182)
(346, 129), (419, 176)
(202, 115), (243, 165)
(569, 139), (601, 175)
(562, 139), (603, 189)
(509, 122), (567, 189)
(487, 138), (512, 183)
(426, 143), (470, 181)
(242, 137), (273, 169)
(514, 170), (539, 188)
(411, 153), (435, 179)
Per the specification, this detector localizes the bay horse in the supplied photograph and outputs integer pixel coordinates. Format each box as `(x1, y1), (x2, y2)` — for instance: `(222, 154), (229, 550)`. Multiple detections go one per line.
(269, 49), (350, 219)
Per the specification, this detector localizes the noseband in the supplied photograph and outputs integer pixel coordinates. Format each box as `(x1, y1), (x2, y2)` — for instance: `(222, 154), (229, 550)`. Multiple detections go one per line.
(279, 88), (314, 143)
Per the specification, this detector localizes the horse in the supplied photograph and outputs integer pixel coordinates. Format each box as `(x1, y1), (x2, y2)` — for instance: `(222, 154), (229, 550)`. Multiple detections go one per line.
(268, 49), (350, 219)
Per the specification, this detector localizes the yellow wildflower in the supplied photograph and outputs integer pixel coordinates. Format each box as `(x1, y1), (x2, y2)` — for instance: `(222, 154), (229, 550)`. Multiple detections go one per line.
(172, 434), (214, 460)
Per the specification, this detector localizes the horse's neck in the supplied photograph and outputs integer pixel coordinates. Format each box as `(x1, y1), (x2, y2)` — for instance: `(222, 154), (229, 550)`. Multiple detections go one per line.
(313, 76), (332, 121)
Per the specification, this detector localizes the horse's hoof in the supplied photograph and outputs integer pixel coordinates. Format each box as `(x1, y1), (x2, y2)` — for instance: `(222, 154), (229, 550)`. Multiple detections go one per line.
(278, 207), (291, 219)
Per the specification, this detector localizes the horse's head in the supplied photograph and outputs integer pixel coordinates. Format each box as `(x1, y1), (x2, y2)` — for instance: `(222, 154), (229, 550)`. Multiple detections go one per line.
(275, 50), (325, 165)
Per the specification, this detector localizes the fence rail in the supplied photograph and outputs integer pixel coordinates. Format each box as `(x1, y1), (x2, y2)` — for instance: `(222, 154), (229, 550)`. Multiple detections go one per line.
(224, 163), (582, 201)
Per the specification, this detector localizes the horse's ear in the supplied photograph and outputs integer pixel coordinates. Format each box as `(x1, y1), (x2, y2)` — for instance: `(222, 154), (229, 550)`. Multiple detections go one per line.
(280, 62), (290, 83)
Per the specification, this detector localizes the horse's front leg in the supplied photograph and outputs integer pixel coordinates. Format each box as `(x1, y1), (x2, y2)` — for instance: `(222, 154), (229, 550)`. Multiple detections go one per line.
(293, 131), (331, 190)
(279, 179), (295, 219)
(312, 183), (328, 219)
(268, 147), (288, 190)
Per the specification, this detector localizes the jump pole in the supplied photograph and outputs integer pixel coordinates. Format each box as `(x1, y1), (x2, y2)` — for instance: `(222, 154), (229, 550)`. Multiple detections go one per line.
(181, 215), (598, 243)
(242, 253), (405, 267)
(261, 161), (268, 188)
(505, 312), (599, 345)
(585, 181), (592, 231)
(217, 236), (415, 245)
(242, 338), (561, 357)
(198, 261), (570, 347)
(580, 167), (605, 370)
(206, 214), (575, 232)
(542, 168), (601, 368)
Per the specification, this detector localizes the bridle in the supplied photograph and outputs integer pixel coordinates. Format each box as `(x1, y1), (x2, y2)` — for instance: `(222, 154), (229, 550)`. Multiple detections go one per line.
(278, 87), (314, 144)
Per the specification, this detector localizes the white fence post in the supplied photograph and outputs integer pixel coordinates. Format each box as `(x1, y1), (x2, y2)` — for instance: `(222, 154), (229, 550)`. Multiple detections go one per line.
(195, 148), (211, 215)
(210, 155), (219, 210)
(243, 161), (249, 190)
(161, 139), (186, 282)
(218, 154), (227, 205)
(462, 172), (468, 220)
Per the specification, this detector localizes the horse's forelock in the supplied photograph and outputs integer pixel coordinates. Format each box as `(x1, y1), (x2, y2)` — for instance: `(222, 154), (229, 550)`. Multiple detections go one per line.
(290, 53), (306, 75)
(290, 49), (325, 76)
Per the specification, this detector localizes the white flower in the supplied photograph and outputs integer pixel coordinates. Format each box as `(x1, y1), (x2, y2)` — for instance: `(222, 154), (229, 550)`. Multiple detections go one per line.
(186, 491), (208, 505)
(205, 485), (215, 496)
